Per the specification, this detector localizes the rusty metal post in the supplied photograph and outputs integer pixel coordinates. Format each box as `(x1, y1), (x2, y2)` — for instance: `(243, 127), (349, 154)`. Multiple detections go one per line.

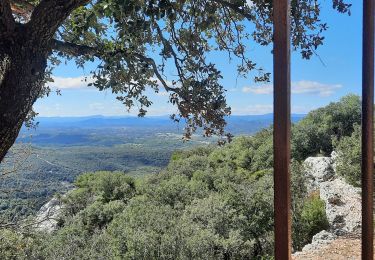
(273, 0), (291, 259)
(362, 0), (374, 259)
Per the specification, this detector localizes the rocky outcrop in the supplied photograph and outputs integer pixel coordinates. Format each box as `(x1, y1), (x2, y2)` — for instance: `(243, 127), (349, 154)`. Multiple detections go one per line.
(303, 156), (335, 193)
(319, 178), (361, 234)
(294, 153), (361, 256)
(34, 197), (63, 232)
(296, 230), (337, 254)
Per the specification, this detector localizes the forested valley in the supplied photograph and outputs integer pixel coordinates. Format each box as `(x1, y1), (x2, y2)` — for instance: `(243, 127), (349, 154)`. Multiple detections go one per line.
(0, 94), (363, 259)
(1, 114), (302, 221)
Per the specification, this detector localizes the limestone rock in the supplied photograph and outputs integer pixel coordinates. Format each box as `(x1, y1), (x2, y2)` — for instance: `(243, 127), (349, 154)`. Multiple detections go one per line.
(35, 197), (63, 232)
(319, 178), (361, 234)
(303, 156), (334, 192)
(298, 231), (337, 253)
(294, 154), (362, 257)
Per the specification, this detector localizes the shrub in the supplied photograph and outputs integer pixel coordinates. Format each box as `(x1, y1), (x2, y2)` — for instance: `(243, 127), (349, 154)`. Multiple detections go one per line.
(0, 229), (44, 260)
(293, 192), (329, 250)
(292, 94), (361, 160)
(334, 124), (361, 187)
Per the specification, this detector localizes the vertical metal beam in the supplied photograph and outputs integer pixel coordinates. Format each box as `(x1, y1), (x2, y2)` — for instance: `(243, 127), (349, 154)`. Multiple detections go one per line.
(273, 0), (291, 259)
(362, 0), (374, 259)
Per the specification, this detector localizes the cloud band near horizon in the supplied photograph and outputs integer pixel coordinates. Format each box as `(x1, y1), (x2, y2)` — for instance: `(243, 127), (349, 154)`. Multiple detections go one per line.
(242, 80), (342, 97)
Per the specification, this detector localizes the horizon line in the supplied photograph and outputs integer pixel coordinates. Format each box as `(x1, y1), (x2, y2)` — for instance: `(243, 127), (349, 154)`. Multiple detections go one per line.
(34, 113), (307, 118)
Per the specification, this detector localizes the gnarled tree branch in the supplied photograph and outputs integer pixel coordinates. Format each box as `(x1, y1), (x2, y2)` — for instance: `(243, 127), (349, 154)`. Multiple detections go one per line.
(26, 0), (89, 44)
(52, 39), (98, 57)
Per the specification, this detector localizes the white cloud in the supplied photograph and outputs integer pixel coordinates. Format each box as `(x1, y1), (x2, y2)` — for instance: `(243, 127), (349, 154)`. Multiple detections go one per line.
(292, 81), (342, 96)
(242, 85), (273, 94)
(242, 80), (342, 97)
(50, 76), (94, 89)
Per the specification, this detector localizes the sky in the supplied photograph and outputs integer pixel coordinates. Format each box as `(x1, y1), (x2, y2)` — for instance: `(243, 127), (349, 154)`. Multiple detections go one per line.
(34, 1), (363, 117)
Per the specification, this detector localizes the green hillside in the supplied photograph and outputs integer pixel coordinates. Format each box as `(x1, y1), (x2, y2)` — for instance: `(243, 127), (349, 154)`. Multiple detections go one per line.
(0, 94), (364, 259)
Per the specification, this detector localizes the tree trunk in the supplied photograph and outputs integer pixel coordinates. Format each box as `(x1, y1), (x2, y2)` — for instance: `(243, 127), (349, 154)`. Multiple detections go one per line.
(0, 34), (47, 162)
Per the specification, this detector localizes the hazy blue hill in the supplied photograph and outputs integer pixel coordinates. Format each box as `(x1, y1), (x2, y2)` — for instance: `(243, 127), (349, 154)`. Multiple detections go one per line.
(17, 114), (305, 147)
(21, 114), (305, 132)
(32, 115), (174, 128)
(225, 114), (305, 134)
(32, 114), (305, 126)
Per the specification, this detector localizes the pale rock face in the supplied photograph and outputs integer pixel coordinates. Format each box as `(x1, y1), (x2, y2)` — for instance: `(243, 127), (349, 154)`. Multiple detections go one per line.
(294, 154), (361, 255)
(303, 156), (334, 192)
(35, 197), (63, 233)
(295, 230), (337, 254)
(330, 151), (338, 172)
(319, 179), (361, 235)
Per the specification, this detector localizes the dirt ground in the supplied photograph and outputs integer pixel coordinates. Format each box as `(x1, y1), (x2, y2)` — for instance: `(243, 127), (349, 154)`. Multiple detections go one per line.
(292, 233), (374, 260)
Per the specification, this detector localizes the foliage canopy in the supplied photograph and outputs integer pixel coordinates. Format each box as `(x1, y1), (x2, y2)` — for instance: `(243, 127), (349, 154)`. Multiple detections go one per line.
(0, 0), (352, 163)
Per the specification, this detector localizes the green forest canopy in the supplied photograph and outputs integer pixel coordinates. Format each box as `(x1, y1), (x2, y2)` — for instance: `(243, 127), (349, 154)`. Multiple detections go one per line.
(0, 94), (363, 259)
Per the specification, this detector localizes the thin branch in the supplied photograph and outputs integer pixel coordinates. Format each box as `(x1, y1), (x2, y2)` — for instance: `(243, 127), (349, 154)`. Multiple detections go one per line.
(211, 0), (253, 20)
(133, 53), (178, 93)
(52, 39), (178, 93)
(154, 24), (186, 81)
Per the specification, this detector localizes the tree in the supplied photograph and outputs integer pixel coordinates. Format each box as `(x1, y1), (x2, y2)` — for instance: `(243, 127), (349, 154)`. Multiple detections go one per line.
(292, 94), (361, 160)
(334, 123), (361, 187)
(0, 0), (351, 162)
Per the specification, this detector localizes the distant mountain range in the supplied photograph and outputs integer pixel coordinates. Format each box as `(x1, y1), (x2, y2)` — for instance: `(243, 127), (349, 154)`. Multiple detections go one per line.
(24, 113), (305, 130)
(18, 114), (305, 146)
(28, 115), (176, 128)
(224, 114), (305, 134)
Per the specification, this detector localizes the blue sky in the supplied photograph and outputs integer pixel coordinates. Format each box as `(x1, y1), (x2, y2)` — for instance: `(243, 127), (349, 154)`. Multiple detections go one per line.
(35, 1), (362, 117)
